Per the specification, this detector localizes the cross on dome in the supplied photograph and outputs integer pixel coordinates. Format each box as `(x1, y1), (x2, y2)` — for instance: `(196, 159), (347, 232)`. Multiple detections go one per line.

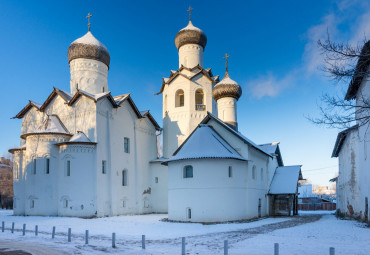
(223, 53), (230, 76)
(187, 6), (193, 21)
(86, 13), (92, 31)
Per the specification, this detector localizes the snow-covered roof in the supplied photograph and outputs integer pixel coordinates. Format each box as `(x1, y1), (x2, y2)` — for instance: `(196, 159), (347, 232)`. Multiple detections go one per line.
(269, 165), (302, 195)
(200, 113), (272, 157)
(217, 76), (239, 86)
(259, 142), (279, 155)
(180, 21), (203, 32)
(113, 94), (130, 105)
(72, 31), (108, 51)
(21, 115), (70, 139)
(164, 124), (246, 164)
(69, 131), (93, 143)
(29, 101), (42, 109)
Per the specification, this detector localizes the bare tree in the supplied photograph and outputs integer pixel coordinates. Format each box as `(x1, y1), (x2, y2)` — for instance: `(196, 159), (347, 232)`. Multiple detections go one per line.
(308, 34), (370, 129)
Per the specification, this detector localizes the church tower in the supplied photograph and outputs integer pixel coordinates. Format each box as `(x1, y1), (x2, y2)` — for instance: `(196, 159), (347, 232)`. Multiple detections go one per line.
(159, 7), (219, 158)
(67, 13), (110, 95)
(213, 54), (242, 130)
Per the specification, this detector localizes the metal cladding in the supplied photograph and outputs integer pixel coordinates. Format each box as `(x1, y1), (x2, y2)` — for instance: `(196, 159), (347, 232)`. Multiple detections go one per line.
(68, 42), (110, 68)
(212, 77), (242, 101)
(175, 23), (207, 50)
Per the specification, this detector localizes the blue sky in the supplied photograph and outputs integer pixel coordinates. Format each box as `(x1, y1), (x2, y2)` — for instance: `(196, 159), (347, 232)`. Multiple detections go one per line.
(1, 0), (369, 186)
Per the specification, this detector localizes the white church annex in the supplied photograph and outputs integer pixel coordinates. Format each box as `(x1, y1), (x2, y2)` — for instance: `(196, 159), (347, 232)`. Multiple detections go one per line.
(10, 10), (303, 222)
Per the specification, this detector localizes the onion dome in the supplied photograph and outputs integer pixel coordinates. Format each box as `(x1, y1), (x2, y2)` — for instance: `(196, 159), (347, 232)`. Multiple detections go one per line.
(68, 31), (110, 68)
(175, 21), (207, 50)
(213, 54), (242, 101)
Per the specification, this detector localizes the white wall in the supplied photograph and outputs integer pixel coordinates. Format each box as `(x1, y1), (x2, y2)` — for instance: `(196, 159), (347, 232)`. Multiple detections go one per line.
(337, 128), (361, 216)
(69, 58), (108, 95)
(178, 44), (203, 68)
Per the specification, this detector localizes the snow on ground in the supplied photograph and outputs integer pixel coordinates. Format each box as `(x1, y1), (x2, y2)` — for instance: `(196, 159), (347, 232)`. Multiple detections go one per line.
(0, 210), (369, 255)
(0, 210), (289, 240)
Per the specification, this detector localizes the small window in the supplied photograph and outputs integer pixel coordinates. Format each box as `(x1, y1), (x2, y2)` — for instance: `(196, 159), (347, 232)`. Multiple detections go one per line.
(122, 170), (128, 186)
(175, 89), (185, 107)
(187, 208), (192, 219)
(124, 137), (130, 153)
(155, 177), (158, 183)
(30, 200), (35, 209)
(102, 160), (106, 174)
(122, 200), (126, 208)
(64, 199), (68, 208)
(33, 159), (36, 175)
(261, 168), (264, 181)
(228, 166), (232, 178)
(46, 158), (50, 174)
(102, 87), (105, 93)
(66, 160), (71, 176)
(252, 165), (256, 180)
(183, 165), (193, 178)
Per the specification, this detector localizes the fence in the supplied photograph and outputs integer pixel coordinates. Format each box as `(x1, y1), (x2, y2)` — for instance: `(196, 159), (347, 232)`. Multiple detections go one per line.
(1, 220), (337, 254)
(298, 202), (336, 211)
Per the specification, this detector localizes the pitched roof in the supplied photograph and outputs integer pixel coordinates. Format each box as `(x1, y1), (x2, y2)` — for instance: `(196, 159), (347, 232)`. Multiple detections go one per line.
(156, 65), (219, 95)
(332, 125), (359, 157)
(14, 89), (161, 130)
(56, 131), (97, 146)
(345, 40), (370, 100)
(164, 124), (246, 165)
(200, 113), (272, 157)
(21, 115), (71, 139)
(13, 100), (42, 119)
(269, 165), (302, 195)
(259, 142), (284, 166)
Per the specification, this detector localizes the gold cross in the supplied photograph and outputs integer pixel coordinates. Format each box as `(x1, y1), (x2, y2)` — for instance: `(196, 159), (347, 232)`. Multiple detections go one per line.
(223, 53), (230, 73)
(86, 13), (92, 31)
(187, 6), (193, 21)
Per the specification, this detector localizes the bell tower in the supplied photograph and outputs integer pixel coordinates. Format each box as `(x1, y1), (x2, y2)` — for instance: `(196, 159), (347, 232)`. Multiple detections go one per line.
(159, 7), (218, 158)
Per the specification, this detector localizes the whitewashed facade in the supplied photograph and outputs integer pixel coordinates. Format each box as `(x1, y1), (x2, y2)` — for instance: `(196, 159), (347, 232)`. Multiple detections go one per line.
(332, 41), (370, 222)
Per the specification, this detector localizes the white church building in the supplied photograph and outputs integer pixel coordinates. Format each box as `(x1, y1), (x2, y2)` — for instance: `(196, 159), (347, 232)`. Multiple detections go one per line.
(10, 12), (303, 222)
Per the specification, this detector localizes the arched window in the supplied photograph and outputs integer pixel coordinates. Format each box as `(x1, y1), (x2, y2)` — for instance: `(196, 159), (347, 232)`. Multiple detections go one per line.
(66, 160), (71, 177)
(183, 165), (193, 178)
(195, 89), (205, 111)
(261, 168), (264, 181)
(252, 165), (256, 180)
(175, 89), (185, 107)
(122, 169), (128, 186)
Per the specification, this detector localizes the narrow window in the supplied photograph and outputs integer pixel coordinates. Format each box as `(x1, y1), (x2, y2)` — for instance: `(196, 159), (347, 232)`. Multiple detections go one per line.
(76, 83), (78, 89)
(187, 208), (192, 219)
(183, 165), (193, 178)
(33, 159), (36, 175)
(46, 158), (50, 174)
(66, 160), (71, 176)
(122, 170), (128, 186)
(14, 164), (19, 179)
(102, 87), (105, 93)
(252, 165), (256, 180)
(261, 168), (264, 181)
(175, 89), (185, 107)
(124, 137), (130, 153)
(102, 160), (106, 174)
(228, 166), (232, 178)
(30, 200), (35, 209)
(122, 200), (126, 208)
(155, 177), (158, 183)
(64, 199), (68, 208)
(195, 89), (205, 111)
